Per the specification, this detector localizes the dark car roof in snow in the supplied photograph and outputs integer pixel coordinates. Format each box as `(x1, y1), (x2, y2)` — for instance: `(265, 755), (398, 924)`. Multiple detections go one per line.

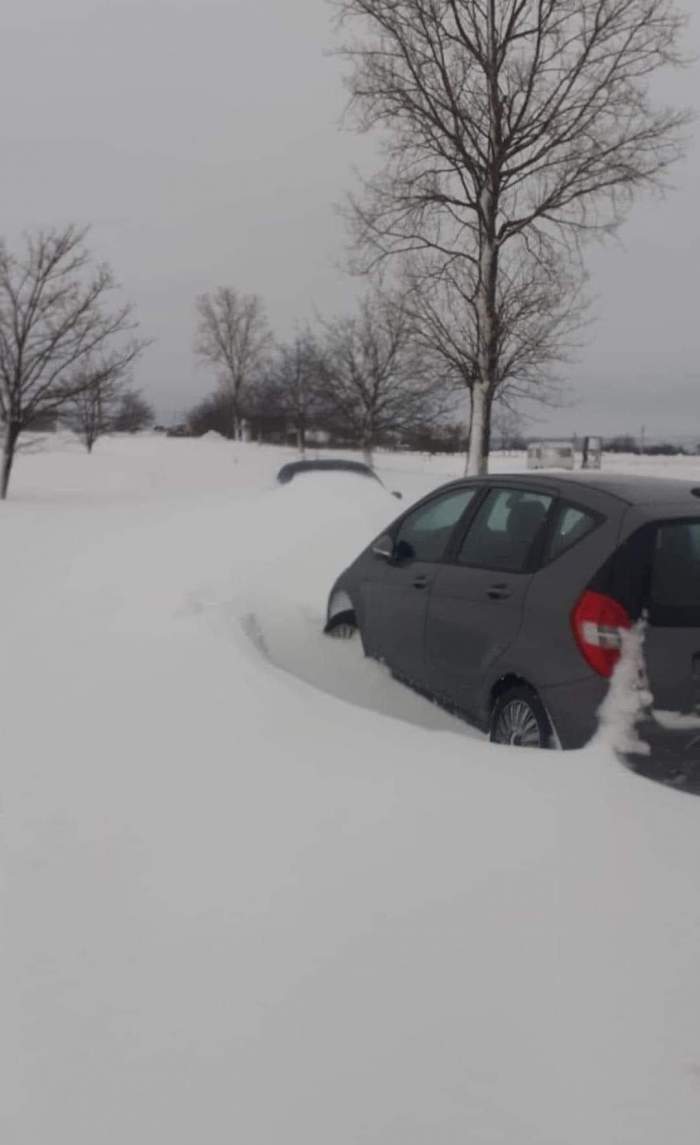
(277, 459), (380, 484)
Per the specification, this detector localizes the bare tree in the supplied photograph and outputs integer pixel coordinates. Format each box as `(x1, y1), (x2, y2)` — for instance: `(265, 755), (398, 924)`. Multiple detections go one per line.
(66, 371), (119, 454)
(321, 290), (446, 464)
(404, 245), (585, 468)
(111, 390), (154, 434)
(0, 225), (144, 497)
(268, 331), (325, 454)
(195, 288), (272, 441)
(65, 345), (147, 453)
(336, 0), (690, 473)
(186, 389), (239, 438)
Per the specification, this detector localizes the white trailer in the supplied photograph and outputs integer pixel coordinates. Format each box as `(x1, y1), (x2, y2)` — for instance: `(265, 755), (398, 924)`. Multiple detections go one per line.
(526, 441), (576, 470)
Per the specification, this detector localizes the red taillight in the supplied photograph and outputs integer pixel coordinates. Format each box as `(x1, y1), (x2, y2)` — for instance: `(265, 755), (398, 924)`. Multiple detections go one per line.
(571, 590), (631, 678)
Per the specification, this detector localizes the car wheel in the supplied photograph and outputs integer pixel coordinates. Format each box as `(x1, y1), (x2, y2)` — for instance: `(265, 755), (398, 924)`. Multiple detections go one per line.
(325, 609), (357, 640)
(490, 685), (553, 749)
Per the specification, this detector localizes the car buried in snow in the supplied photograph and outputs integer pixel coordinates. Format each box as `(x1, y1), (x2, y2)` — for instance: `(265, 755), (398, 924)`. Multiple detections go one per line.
(277, 457), (402, 498)
(325, 472), (700, 789)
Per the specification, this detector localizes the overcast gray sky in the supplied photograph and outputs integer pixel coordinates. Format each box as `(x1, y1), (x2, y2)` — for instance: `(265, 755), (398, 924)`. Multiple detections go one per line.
(1, 0), (698, 439)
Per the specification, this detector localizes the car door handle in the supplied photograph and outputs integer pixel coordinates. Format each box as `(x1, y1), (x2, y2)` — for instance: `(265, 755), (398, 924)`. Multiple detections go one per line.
(413, 574), (430, 590)
(487, 583), (512, 600)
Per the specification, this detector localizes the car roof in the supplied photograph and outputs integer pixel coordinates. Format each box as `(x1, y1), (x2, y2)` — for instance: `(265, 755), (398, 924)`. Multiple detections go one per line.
(437, 471), (700, 509)
(277, 458), (378, 482)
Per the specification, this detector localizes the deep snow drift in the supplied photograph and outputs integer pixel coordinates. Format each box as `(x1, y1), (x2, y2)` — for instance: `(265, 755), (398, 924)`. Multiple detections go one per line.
(3, 433), (700, 1145)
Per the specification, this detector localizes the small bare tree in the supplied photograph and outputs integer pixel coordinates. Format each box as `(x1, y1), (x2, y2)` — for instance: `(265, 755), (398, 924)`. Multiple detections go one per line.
(404, 246), (585, 468)
(336, 0), (690, 473)
(186, 389), (241, 438)
(66, 346), (147, 453)
(268, 331), (325, 454)
(111, 390), (154, 434)
(0, 225), (144, 497)
(66, 370), (119, 455)
(195, 288), (272, 441)
(321, 290), (446, 464)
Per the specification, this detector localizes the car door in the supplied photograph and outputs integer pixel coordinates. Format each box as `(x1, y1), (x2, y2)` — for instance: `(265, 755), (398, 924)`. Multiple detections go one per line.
(607, 515), (700, 771)
(425, 486), (555, 716)
(361, 486), (478, 688)
(641, 518), (700, 715)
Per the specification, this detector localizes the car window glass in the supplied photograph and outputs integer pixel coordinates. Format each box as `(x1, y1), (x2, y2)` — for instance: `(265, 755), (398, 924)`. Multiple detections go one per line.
(395, 488), (476, 563)
(651, 521), (700, 608)
(457, 488), (553, 572)
(545, 504), (597, 562)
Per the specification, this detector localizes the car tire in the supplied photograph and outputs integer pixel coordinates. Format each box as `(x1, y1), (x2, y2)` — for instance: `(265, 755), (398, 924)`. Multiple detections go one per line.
(490, 684), (553, 750)
(325, 609), (358, 640)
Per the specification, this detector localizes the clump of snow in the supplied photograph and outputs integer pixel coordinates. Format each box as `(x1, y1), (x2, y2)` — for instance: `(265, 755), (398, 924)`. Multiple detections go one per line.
(654, 710), (700, 731)
(597, 622), (653, 755)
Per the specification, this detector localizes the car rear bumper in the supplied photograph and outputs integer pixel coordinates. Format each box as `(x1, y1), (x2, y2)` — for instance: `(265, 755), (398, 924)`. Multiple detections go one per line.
(539, 676), (609, 750)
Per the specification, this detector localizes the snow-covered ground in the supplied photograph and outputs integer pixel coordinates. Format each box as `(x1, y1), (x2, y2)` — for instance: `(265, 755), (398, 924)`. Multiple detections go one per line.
(3, 433), (700, 1144)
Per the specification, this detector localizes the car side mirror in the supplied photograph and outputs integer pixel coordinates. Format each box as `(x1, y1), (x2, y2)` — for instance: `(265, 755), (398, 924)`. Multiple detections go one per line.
(392, 490), (402, 499)
(372, 533), (394, 560)
(394, 539), (415, 562)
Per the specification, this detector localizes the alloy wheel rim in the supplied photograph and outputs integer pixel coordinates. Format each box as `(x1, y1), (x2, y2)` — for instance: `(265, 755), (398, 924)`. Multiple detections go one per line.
(494, 699), (542, 748)
(330, 623), (356, 640)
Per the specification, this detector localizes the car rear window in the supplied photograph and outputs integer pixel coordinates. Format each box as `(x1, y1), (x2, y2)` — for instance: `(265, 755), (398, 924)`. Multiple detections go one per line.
(544, 503), (598, 563)
(651, 520), (700, 614)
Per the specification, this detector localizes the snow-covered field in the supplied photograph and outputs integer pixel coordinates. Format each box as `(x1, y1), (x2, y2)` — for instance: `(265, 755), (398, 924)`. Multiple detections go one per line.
(3, 433), (700, 1144)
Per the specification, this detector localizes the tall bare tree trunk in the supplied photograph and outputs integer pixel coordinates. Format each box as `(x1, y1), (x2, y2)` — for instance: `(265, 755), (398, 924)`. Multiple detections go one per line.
(230, 394), (240, 442)
(467, 1), (499, 477)
(1, 421), (20, 500)
(479, 387), (492, 466)
(462, 388), (473, 475)
(361, 418), (374, 467)
(234, 384), (244, 442)
(466, 383), (489, 475)
(468, 231), (498, 475)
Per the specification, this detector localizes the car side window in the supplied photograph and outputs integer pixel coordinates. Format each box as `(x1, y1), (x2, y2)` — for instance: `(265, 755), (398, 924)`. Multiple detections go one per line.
(395, 488), (477, 563)
(544, 503), (598, 562)
(457, 488), (553, 572)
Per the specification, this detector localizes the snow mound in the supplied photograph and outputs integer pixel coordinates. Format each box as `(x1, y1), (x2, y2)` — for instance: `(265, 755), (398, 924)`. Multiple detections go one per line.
(3, 436), (700, 1145)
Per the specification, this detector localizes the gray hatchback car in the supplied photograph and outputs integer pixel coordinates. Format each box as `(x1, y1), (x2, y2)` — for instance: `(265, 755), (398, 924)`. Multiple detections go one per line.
(325, 472), (700, 766)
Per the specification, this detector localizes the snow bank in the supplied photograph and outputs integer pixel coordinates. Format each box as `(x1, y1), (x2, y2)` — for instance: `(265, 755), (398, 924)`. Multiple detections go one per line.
(2, 436), (700, 1145)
